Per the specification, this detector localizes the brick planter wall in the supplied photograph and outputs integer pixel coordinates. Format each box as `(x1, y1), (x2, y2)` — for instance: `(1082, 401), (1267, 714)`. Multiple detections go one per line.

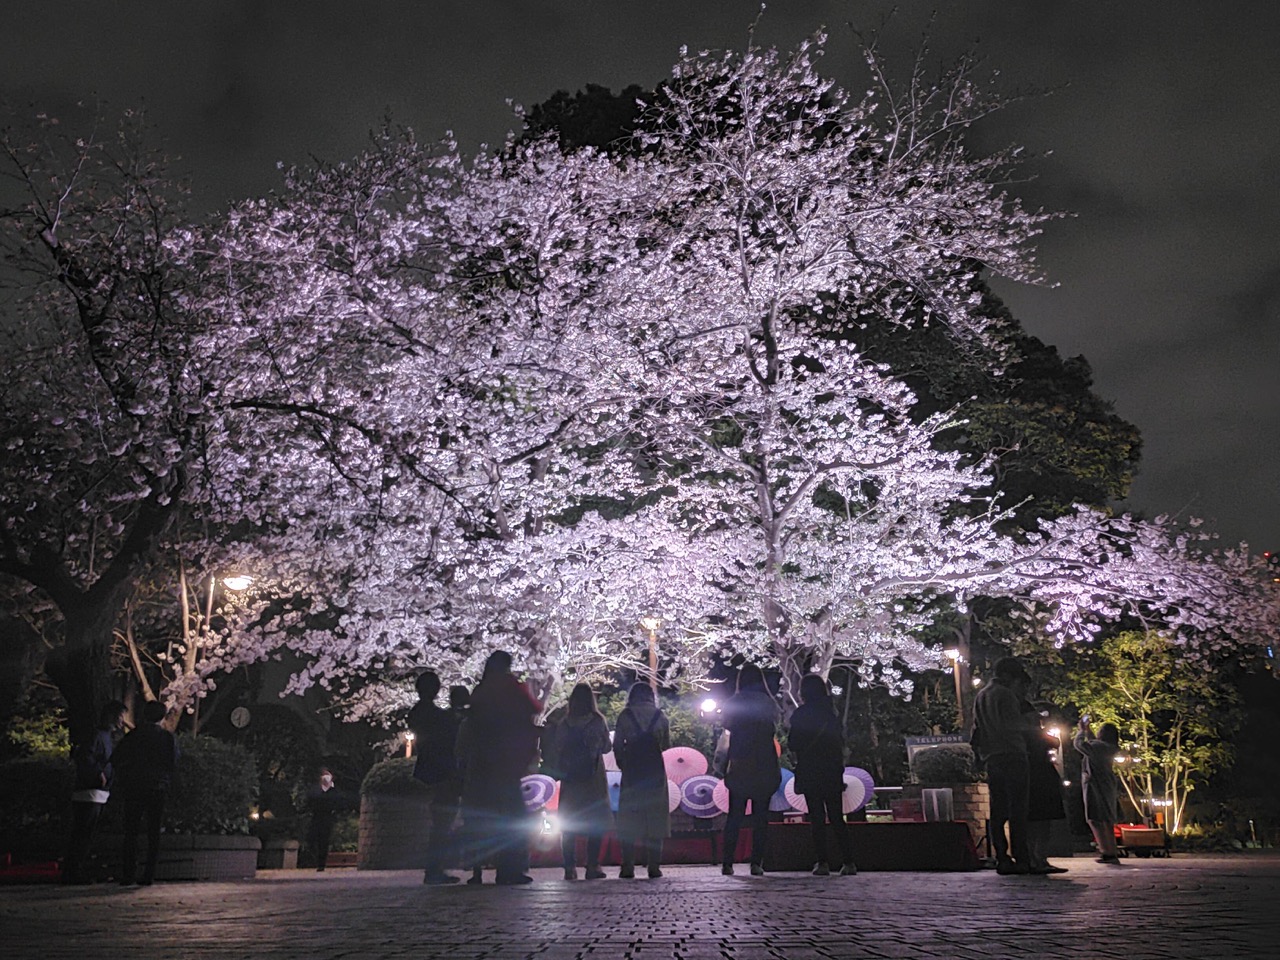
(103, 834), (261, 881)
(358, 792), (433, 870)
(904, 782), (989, 848)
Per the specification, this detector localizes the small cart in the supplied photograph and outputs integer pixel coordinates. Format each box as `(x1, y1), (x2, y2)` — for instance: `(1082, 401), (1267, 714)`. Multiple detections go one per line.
(1118, 825), (1171, 858)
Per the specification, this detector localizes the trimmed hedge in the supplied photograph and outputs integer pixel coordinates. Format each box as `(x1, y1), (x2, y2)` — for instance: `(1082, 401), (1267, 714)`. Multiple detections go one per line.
(912, 744), (978, 784)
(165, 735), (258, 836)
(360, 758), (429, 798)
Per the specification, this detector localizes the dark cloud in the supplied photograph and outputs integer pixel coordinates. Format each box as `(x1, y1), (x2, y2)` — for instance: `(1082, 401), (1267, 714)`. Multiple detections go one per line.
(4, 0), (1277, 550)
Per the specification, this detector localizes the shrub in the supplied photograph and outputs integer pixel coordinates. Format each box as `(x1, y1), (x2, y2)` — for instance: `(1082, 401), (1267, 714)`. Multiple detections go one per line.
(164, 735), (258, 835)
(912, 745), (978, 784)
(360, 757), (429, 797)
(0, 754), (73, 849)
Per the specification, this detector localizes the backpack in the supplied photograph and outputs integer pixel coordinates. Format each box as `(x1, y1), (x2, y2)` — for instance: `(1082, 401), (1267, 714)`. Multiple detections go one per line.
(619, 710), (665, 786)
(559, 721), (598, 783)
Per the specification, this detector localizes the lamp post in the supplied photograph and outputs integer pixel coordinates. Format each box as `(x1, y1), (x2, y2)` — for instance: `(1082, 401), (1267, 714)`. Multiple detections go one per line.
(640, 617), (662, 695)
(404, 730), (415, 759)
(944, 647), (964, 729)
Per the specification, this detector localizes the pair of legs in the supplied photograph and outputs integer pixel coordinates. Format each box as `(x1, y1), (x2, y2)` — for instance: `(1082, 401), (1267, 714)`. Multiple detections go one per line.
(120, 790), (167, 885)
(424, 784), (461, 882)
(466, 785), (532, 884)
(63, 800), (104, 883)
(1087, 819), (1119, 861)
(561, 832), (605, 879)
(986, 754), (1031, 872)
(722, 790), (770, 873)
(619, 837), (664, 878)
(803, 791), (855, 873)
(308, 815), (333, 871)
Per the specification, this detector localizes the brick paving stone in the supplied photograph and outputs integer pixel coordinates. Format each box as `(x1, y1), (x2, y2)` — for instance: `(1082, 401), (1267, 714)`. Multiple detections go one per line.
(3, 854), (1279, 960)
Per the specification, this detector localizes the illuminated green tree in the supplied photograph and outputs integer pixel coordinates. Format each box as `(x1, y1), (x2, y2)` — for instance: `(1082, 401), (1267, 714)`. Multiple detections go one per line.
(1067, 630), (1242, 833)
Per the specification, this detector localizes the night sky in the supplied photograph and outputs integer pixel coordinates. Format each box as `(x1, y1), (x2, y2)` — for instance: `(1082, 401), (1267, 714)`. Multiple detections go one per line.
(4, 1), (1277, 553)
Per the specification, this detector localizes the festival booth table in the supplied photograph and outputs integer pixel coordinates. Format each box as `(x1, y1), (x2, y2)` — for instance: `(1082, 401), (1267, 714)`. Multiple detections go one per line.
(532, 820), (980, 872)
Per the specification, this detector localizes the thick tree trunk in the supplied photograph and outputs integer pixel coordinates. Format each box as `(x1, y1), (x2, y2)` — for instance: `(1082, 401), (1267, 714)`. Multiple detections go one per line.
(44, 599), (125, 747)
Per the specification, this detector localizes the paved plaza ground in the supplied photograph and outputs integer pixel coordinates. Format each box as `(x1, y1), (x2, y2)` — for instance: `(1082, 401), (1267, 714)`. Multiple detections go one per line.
(4, 853), (1278, 960)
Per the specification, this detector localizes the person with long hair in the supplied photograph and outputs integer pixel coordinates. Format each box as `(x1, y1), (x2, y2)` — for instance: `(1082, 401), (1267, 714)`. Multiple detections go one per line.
(613, 682), (670, 879)
(720, 663), (780, 876)
(787, 674), (856, 876)
(1074, 716), (1122, 864)
(552, 683), (612, 880)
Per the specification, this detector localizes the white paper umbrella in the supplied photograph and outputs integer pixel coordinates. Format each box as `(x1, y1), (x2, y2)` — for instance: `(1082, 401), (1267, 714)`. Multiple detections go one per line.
(770, 768), (795, 812)
(842, 767), (876, 814)
(783, 778), (808, 814)
(663, 747), (708, 786)
(667, 778), (682, 813)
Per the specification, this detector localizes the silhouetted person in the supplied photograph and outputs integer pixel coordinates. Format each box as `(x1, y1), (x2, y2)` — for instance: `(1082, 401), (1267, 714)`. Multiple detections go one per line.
(62, 700), (126, 884)
(460, 651), (541, 885)
(1023, 701), (1068, 874)
(408, 670), (463, 884)
(720, 663), (779, 876)
(788, 675), (856, 876)
(1074, 716), (1122, 863)
(972, 656), (1034, 875)
(306, 767), (341, 871)
(551, 683), (611, 880)
(613, 682), (670, 878)
(114, 700), (179, 886)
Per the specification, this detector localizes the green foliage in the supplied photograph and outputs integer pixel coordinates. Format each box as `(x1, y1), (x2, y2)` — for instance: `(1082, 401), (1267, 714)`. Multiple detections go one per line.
(237, 704), (322, 819)
(0, 754), (73, 842)
(911, 745), (978, 784)
(3, 714), (70, 757)
(164, 735), (258, 835)
(1059, 630), (1242, 833)
(360, 757), (429, 797)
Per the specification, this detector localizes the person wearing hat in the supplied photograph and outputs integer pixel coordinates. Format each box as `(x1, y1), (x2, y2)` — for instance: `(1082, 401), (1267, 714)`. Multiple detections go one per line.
(972, 656), (1035, 875)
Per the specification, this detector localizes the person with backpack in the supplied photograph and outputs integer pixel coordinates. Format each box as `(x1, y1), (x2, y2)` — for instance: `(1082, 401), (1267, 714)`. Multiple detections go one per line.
(612, 682), (670, 879)
(407, 670), (464, 884)
(550, 683), (612, 880)
(787, 675), (856, 877)
(719, 663), (780, 876)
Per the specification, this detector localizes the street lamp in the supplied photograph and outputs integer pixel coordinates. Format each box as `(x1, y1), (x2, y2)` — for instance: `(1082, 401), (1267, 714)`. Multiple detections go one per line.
(404, 730), (415, 759)
(944, 648), (964, 729)
(640, 617), (662, 695)
(222, 575), (253, 591)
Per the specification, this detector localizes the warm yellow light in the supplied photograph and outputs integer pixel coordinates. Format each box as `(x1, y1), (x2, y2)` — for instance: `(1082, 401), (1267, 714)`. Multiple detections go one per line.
(1047, 727), (1061, 739)
(222, 575), (253, 591)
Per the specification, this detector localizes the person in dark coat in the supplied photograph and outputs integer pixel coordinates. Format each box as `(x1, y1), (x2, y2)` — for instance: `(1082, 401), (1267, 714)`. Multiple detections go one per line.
(459, 651), (541, 885)
(550, 683), (612, 880)
(62, 700), (126, 884)
(613, 682), (671, 879)
(720, 663), (780, 876)
(113, 700), (180, 886)
(972, 656), (1035, 875)
(787, 675), (856, 876)
(1021, 701), (1068, 874)
(407, 670), (464, 884)
(1074, 716), (1122, 863)
(305, 767), (342, 871)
